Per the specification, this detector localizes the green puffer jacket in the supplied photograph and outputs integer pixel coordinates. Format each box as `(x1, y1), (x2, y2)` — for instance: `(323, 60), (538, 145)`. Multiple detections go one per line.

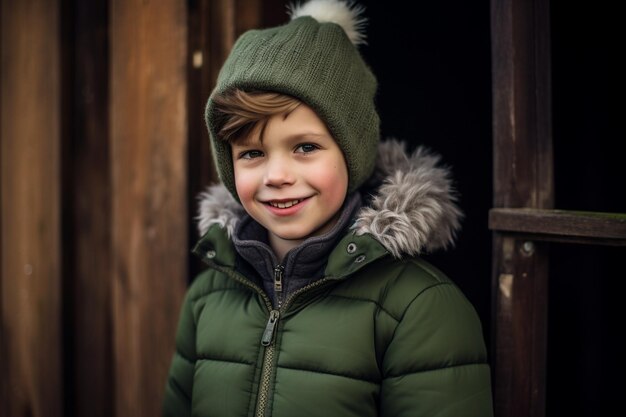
(163, 140), (493, 417)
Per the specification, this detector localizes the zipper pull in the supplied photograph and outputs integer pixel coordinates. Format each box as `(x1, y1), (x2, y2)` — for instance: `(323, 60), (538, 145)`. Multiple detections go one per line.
(273, 264), (284, 293)
(261, 310), (280, 346)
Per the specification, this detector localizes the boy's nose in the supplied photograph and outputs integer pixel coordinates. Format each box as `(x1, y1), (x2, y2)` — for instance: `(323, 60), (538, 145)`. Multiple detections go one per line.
(263, 157), (295, 187)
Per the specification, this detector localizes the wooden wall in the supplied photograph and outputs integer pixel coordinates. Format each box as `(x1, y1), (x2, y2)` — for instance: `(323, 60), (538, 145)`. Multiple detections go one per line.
(1, 1), (285, 416)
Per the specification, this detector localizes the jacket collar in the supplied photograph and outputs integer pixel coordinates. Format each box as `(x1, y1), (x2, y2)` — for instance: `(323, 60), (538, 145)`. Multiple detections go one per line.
(193, 139), (462, 267)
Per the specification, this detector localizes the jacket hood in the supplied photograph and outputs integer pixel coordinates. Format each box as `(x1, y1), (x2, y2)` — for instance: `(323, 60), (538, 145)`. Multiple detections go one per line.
(196, 139), (463, 258)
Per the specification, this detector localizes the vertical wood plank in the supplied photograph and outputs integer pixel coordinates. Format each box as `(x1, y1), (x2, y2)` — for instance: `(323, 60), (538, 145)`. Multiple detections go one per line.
(491, 0), (553, 416)
(68, 0), (113, 416)
(1, 0), (63, 416)
(110, 1), (188, 416)
(492, 0), (553, 209)
(492, 235), (549, 417)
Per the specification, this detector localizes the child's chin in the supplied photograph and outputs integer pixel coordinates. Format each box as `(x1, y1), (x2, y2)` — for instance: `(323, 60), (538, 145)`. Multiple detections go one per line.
(271, 230), (311, 241)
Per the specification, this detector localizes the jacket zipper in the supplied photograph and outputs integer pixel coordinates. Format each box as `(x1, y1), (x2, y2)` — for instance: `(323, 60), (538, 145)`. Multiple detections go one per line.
(273, 264), (284, 309)
(204, 262), (276, 417)
(255, 309), (280, 417)
(255, 262), (283, 417)
(206, 260), (337, 417)
(254, 277), (334, 417)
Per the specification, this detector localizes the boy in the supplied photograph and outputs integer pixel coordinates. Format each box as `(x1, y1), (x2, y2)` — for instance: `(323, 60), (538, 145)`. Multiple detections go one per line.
(163, 1), (493, 416)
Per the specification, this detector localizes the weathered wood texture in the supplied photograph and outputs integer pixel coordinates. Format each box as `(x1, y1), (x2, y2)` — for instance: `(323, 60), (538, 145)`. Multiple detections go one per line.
(492, 0), (553, 210)
(491, 0), (553, 416)
(1, 1), (63, 416)
(1, 1), (292, 416)
(110, 1), (188, 416)
(67, 1), (113, 416)
(491, 235), (548, 417)
(490, 208), (626, 243)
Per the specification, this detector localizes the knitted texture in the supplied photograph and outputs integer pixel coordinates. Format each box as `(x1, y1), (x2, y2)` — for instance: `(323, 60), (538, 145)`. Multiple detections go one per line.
(205, 15), (379, 198)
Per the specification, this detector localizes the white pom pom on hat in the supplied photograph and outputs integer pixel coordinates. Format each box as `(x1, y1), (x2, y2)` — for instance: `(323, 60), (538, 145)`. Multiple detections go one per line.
(287, 0), (368, 46)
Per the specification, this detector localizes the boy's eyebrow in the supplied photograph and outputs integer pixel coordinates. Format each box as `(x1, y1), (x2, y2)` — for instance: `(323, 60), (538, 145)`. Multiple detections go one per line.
(285, 132), (330, 141)
(275, 132), (332, 145)
(232, 132), (330, 148)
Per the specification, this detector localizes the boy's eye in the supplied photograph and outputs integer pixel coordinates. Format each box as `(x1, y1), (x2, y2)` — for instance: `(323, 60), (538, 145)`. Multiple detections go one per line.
(295, 143), (319, 154)
(239, 150), (263, 159)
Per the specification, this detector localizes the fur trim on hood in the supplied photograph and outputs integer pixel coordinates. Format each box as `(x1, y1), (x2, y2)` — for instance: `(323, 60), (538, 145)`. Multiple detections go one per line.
(196, 139), (463, 258)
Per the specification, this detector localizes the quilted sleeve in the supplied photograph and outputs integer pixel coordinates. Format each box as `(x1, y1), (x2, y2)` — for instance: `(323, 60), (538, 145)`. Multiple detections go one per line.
(162, 290), (197, 417)
(380, 282), (493, 417)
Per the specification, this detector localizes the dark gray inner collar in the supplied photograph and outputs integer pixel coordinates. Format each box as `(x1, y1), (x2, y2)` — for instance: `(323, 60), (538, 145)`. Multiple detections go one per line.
(232, 193), (362, 304)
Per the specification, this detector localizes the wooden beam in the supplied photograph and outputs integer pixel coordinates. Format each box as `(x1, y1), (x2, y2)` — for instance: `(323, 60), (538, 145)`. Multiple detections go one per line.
(491, 0), (553, 416)
(489, 208), (626, 241)
(1, 0), (63, 416)
(492, 0), (553, 210)
(492, 235), (548, 417)
(110, 1), (188, 416)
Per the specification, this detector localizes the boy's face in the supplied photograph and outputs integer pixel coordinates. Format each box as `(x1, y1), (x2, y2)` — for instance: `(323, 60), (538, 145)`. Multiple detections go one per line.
(232, 103), (348, 247)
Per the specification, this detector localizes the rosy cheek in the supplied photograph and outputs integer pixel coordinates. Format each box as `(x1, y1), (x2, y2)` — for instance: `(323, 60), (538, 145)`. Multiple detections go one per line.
(318, 160), (348, 203)
(234, 169), (256, 207)
(236, 183), (253, 204)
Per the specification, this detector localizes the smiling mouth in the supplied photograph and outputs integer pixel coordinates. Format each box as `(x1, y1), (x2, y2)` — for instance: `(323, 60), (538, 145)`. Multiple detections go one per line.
(267, 199), (303, 209)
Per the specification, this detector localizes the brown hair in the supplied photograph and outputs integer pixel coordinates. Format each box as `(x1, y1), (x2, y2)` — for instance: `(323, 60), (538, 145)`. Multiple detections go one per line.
(211, 89), (301, 143)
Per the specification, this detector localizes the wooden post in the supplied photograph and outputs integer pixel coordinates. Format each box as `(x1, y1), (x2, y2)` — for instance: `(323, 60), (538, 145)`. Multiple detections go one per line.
(110, 1), (188, 416)
(491, 0), (553, 416)
(491, 236), (549, 417)
(1, 1), (63, 416)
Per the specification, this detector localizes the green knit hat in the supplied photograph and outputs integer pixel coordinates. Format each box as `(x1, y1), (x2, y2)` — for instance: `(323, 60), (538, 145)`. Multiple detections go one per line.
(205, 0), (379, 198)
